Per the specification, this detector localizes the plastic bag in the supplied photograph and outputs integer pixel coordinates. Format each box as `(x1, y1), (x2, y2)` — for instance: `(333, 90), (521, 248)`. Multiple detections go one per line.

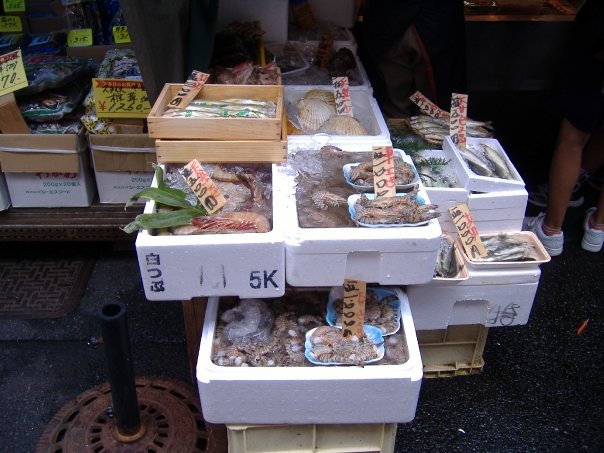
(221, 299), (274, 343)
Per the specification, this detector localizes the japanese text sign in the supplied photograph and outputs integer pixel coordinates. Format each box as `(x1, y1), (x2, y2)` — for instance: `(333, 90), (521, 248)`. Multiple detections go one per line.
(449, 203), (487, 259)
(409, 91), (449, 120)
(449, 93), (468, 149)
(332, 76), (353, 117)
(0, 15), (22, 32)
(0, 49), (28, 96)
(167, 70), (209, 110)
(372, 145), (396, 198)
(342, 279), (366, 339)
(112, 25), (131, 44)
(180, 159), (226, 214)
(67, 28), (93, 47)
(92, 78), (151, 118)
(3, 1), (25, 12)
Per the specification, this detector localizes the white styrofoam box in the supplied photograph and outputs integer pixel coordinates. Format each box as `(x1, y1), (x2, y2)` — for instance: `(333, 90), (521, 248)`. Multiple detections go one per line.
(407, 265), (541, 330)
(0, 173), (10, 210)
(196, 290), (423, 424)
(276, 157), (442, 286)
(135, 164), (286, 301)
(307, 0), (357, 28)
(286, 86), (390, 146)
(216, 0), (288, 42)
(288, 24), (357, 54)
(443, 136), (525, 193)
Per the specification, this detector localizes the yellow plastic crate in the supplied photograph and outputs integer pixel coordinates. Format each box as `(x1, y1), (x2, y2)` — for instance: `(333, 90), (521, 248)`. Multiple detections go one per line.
(226, 423), (397, 453)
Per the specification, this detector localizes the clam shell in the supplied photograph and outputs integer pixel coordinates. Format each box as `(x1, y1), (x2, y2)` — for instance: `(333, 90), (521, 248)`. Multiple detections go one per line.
(296, 98), (336, 132)
(303, 89), (336, 107)
(319, 115), (369, 135)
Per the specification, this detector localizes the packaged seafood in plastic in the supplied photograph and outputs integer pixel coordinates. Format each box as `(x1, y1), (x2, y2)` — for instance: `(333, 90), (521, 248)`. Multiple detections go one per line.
(305, 325), (385, 366)
(19, 77), (90, 122)
(18, 55), (97, 96)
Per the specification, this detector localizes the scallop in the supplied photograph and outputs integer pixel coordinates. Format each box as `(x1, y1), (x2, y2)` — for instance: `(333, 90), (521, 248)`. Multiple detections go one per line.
(303, 88), (336, 107)
(318, 115), (369, 135)
(296, 98), (336, 132)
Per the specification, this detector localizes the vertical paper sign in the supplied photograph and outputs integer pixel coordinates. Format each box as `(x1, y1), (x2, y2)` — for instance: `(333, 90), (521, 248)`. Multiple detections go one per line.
(332, 76), (353, 117)
(179, 159), (226, 215)
(0, 48), (27, 96)
(409, 91), (449, 120)
(167, 70), (210, 110)
(342, 279), (366, 339)
(0, 15), (22, 32)
(112, 25), (131, 43)
(67, 28), (93, 47)
(450, 93), (468, 149)
(372, 145), (396, 198)
(3, 1), (26, 12)
(92, 78), (151, 118)
(449, 203), (487, 259)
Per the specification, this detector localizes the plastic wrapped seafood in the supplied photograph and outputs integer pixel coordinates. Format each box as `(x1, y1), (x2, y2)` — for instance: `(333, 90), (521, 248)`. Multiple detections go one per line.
(162, 98), (277, 119)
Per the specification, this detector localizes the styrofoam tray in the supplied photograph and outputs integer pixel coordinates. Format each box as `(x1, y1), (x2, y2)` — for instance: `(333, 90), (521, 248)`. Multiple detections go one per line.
(196, 291), (423, 424)
(343, 152), (420, 192)
(431, 234), (470, 284)
(304, 325), (385, 365)
(348, 193), (431, 228)
(135, 164), (286, 301)
(443, 136), (525, 193)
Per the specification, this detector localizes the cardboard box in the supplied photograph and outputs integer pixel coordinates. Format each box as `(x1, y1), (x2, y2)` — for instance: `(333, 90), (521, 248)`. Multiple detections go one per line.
(135, 164), (286, 300)
(89, 134), (156, 204)
(197, 291), (423, 424)
(0, 93), (30, 134)
(66, 44), (133, 61)
(0, 132), (95, 207)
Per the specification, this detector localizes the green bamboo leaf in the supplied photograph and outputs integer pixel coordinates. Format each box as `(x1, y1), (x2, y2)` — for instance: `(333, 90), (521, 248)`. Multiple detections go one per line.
(122, 208), (207, 234)
(125, 187), (195, 209)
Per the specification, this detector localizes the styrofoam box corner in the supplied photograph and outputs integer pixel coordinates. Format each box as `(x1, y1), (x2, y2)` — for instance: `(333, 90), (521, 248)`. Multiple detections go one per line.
(196, 289), (423, 424)
(442, 136), (525, 193)
(407, 266), (541, 330)
(135, 165), (286, 301)
(0, 173), (11, 210)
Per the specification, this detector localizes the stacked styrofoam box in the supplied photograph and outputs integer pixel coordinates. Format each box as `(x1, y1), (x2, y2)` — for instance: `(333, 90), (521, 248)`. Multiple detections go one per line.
(0, 172), (10, 210)
(285, 87), (390, 147)
(135, 164), (287, 300)
(196, 290), (423, 424)
(276, 146), (442, 286)
(216, 0), (288, 42)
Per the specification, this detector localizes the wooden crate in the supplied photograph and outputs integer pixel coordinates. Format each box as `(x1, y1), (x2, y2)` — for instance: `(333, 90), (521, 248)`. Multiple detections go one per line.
(155, 114), (288, 163)
(147, 84), (284, 141)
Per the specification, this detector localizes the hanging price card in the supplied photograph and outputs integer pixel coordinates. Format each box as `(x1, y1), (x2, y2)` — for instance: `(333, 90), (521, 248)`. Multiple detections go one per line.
(3, 0), (25, 12)
(372, 145), (396, 198)
(409, 91), (449, 120)
(112, 25), (131, 44)
(450, 93), (468, 149)
(180, 159), (226, 215)
(332, 76), (353, 117)
(67, 28), (93, 47)
(0, 49), (28, 96)
(168, 70), (210, 109)
(449, 203), (487, 259)
(92, 78), (151, 119)
(0, 15), (22, 32)
(341, 279), (366, 339)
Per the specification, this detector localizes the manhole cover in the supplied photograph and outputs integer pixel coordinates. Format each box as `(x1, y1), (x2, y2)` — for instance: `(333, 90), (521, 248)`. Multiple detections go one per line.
(36, 377), (209, 452)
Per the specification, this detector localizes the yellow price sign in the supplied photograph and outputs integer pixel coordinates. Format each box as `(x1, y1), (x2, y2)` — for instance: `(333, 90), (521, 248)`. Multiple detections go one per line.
(0, 49), (28, 97)
(92, 78), (151, 119)
(112, 25), (131, 44)
(67, 28), (93, 47)
(3, 0), (25, 12)
(0, 15), (22, 32)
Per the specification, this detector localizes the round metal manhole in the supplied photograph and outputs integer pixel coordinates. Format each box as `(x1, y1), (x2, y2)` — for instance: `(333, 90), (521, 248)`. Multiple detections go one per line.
(36, 377), (209, 453)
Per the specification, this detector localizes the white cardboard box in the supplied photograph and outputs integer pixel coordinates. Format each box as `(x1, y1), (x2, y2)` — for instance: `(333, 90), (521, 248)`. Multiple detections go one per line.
(89, 134), (155, 204)
(0, 172), (10, 210)
(216, 0), (288, 42)
(196, 290), (423, 424)
(0, 133), (95, 208)
(407, 265), (541, 330)
(276, 158), (442, 286)
(285, 86), (391, 147)
(135, 164), (286, 301)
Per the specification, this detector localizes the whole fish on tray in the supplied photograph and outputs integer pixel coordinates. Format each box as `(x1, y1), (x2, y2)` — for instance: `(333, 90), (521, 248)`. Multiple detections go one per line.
(472, 234), (540, 262)
(458, 143), (514, 180)
(403, 114), (494, 145)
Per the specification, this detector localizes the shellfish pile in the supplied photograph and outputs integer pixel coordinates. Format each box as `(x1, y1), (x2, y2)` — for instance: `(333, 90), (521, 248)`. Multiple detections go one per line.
(295, 89), (368, 135)
(353, 190), (440, 226)
(307, 326), (382, 366)
(330, 289), (400, 335)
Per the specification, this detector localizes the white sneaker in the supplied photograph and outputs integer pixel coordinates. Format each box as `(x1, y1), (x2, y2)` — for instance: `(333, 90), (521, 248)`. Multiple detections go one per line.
(581, 207), (604, 252)
(524, 212), (564, 257)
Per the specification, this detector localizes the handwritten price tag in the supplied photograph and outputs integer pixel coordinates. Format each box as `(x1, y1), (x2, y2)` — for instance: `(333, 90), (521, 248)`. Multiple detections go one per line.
(409, 91), (449, 120)
(168, 70), (209, 110)
(3, 0), (24, 12)
(0, 15), (22, 32)
(0, 49), (28, 96)
(341, 279), (366, 339)
(450, 93), (468, 149)
(67, 28), (93, 47)
(92, 78), (151, 119)
(372, 145), (396, 198)
(449, 203), (487, 259)
(332, 76), (353, 117)
(180, 160), (226, 214)
(112, 25), (131, 44)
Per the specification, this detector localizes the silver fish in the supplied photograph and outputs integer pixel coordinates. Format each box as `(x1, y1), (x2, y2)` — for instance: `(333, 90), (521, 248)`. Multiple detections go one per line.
(458, 147), (495, 177)
(480, 144), (513, 179)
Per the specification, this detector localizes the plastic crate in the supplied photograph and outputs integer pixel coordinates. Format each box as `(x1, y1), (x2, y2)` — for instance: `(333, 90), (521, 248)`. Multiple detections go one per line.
(227, 423), (397, 453)
(417, 324), (488, 378)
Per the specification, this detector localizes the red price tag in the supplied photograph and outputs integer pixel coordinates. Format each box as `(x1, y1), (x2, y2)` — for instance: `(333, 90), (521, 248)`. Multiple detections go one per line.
(449, 203), (487, 259)
(409, 91), (449, 120)
(450, 93), (468, 149)
(180, 159), (226, 214)
(332, 76), (353, 117)
(372, 146), (396, 198)
(168, 70), (210, 110)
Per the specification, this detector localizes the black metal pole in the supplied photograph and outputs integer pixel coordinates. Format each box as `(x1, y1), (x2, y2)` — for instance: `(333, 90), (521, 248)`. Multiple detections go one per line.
(99, 302), (142, 439)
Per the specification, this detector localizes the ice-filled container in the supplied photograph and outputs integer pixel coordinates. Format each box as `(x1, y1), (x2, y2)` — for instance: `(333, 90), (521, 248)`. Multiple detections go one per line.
(135, 164), (286, 300)
(196, 289), (423, 424)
